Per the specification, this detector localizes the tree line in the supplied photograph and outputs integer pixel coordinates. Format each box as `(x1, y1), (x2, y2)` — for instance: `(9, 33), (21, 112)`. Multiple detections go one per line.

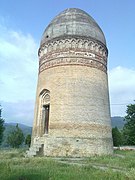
(112, 102), (135, 146)
(0, 105), (31, 148)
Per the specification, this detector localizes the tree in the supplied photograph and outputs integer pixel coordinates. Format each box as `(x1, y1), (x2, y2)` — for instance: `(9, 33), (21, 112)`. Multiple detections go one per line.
(7, 124), (24, 148)
(0, 105), (5, 145)
(123, 102), (135, 145)
(25, 134), (31, 147)
(112, 127), (123, 146)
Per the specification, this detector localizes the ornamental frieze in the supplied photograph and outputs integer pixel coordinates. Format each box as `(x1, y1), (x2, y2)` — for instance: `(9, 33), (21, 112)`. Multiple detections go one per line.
(38, 37), (108, 59)
(39, 57), (107, 74)
(39, 50), (107, 67)
(38, 37), (108, 74)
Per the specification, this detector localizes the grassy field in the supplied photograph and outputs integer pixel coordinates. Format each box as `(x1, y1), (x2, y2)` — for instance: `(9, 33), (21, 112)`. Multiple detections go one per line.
(0, 149), (135, 180)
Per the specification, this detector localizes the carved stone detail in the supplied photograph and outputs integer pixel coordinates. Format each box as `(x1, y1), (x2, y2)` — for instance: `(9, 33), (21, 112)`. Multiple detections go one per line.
(40, 89), (50, 105)
(38, 37), (108, 73)
(37, 89), (50, 132)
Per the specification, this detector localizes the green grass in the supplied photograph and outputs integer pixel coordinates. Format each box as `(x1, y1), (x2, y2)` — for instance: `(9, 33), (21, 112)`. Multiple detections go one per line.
(0, 149), (135, 180)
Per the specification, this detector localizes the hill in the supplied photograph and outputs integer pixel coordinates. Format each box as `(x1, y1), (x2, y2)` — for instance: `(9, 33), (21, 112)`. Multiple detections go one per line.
(1, 123), (32, 147)
(111, 116), (125, 129)
(5, 123), (32, 135)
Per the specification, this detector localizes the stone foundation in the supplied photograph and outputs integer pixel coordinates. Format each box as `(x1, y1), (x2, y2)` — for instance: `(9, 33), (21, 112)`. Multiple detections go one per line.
(43, 136), (113, 157)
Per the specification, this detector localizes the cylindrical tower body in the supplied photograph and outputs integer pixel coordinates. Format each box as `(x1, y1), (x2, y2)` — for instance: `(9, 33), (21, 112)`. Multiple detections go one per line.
(31, 8), (113, 156)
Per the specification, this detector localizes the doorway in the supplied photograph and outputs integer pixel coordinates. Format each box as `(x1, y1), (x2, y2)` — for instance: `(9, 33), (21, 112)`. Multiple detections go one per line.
(43, 104), (50, 134)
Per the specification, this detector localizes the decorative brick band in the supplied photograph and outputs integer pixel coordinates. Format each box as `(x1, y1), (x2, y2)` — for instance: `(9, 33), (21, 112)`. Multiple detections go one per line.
(39, 56), (107, 73)
(38, 37), (108, 74)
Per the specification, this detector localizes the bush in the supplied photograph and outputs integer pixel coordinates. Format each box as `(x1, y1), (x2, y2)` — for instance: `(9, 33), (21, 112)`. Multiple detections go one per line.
(7, 124), (24, 148)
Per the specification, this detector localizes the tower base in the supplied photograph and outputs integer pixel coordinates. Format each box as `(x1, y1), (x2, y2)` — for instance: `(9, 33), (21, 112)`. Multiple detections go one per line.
(26, 136), (113, 157)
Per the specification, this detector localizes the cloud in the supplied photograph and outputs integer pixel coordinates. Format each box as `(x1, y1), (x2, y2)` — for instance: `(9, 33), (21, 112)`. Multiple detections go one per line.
(0, 21), (38, 102)
(0, 18), (38, 125)
(1, 100), (34, 126)
(109, 66), (135, 117)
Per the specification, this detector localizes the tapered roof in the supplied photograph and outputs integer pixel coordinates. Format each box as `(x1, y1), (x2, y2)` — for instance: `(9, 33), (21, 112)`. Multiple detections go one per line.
(40, 8), (106, 46)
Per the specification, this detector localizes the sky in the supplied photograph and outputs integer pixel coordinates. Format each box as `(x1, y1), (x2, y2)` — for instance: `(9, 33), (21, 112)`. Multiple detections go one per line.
(0, 0), (135, 126)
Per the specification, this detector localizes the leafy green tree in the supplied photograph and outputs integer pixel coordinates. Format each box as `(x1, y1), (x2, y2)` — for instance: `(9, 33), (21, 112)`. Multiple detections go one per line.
(112, 127), (123, 146)
(25, 134), (31, 147)
(7, 124), (24, 148)
(0, 105), (5, 145)
(123, 102), (135, 145)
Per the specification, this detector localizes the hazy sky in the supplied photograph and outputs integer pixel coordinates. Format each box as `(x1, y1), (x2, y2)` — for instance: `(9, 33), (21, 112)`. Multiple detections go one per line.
(0, 0), (135, 126)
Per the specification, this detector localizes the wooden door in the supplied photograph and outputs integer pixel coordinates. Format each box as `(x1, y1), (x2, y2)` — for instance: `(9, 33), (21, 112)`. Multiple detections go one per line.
(43, 104), (50, 134)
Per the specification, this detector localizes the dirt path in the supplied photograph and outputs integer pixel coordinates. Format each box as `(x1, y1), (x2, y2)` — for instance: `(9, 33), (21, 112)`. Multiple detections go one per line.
(53, 157), (127, 173)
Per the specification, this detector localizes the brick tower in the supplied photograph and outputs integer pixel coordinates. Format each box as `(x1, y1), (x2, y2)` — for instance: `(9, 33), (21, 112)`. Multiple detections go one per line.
(28, 8), (113, 157)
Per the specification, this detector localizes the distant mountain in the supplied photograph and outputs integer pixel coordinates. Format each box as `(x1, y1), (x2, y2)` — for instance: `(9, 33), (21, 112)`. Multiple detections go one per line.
(1, 123), (32, 147)
(111, 116), (125, 129)
(4, 123), (32, 136)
